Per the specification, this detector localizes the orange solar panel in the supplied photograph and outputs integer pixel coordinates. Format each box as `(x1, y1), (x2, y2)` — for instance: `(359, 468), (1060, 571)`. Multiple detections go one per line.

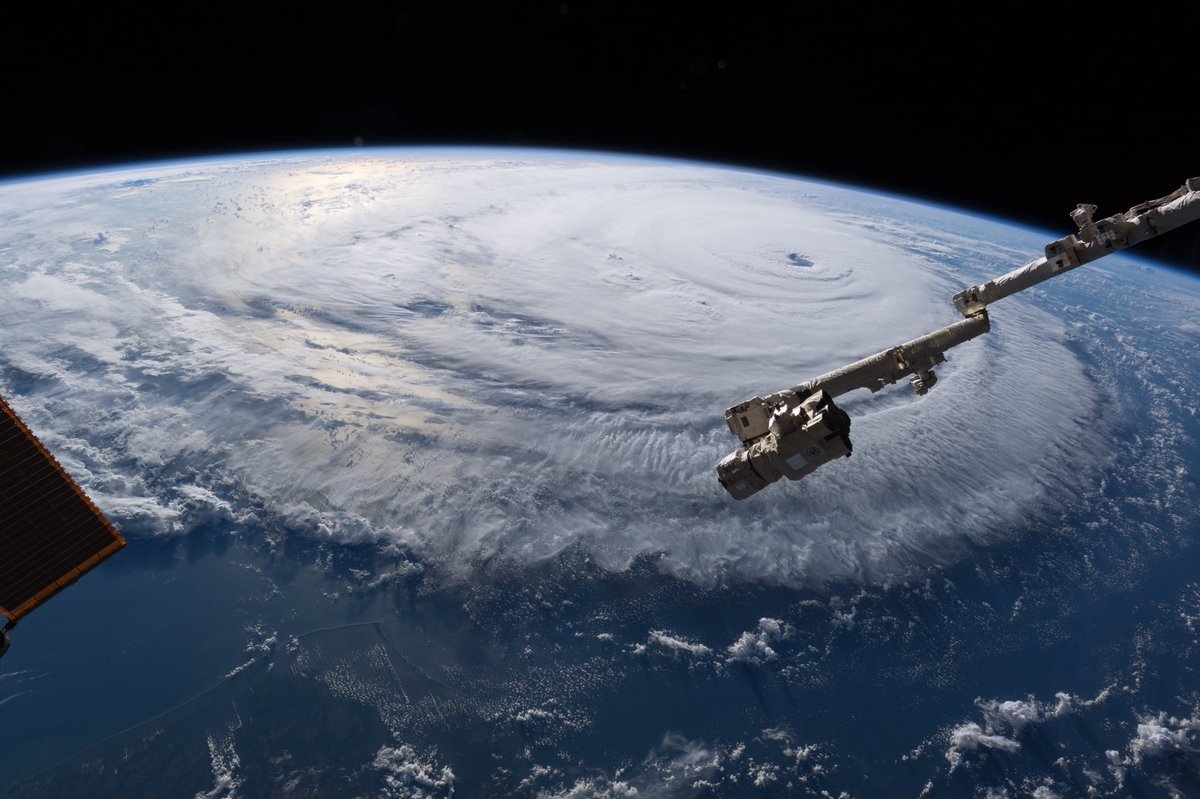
(0, 393), (125, 623)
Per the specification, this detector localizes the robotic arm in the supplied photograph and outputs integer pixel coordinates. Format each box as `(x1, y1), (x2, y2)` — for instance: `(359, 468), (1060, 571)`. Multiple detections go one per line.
(953, 177), (1200, 317)
(718, 177), (1200, 500)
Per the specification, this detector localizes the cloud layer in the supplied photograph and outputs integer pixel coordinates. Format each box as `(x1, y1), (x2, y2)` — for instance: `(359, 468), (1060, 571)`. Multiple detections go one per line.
(0, 151), (1111, 586)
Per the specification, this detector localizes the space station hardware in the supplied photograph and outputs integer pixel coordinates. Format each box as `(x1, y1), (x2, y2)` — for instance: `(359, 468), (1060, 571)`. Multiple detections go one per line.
(0, 393), (126, 657)
(717, 315), (990, 500)
(719, 177), (1200, 500)
(953, 177), (1200, 317)
(718, 390), (853, 500)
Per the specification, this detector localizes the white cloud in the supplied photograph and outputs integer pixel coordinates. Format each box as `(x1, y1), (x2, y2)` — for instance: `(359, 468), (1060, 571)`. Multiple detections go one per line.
(946, 722), (1020, 770)
(371, 744), (455, 799)
(939, 688), (1200, 794)
(979, 699), (1044, 734)
(642, 630), (712, 658)
(974, 694), (1079, 736)
(0, 152), (1121, 587)
(195, 716), (243, 799)
(538, 778), (638, 799)
(726, 617), (790, 664)
(536, 731), (843, 798)
(943, 689), (1117, 773)
(1126, 711), (1199, 765)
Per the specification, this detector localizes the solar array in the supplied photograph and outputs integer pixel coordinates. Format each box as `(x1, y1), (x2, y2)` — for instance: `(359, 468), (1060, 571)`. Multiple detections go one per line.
(0, 393), (125, 624)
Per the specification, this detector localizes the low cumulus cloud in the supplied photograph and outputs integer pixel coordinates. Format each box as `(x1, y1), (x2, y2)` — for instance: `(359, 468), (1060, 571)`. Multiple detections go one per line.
(371, 744), (456, 799)
(940, 685), (1200, 796)
(635, 630), (712, 659)
(946, 693), (1079, 770)
(1126, 711), (1199, 765)
(946, 722), (1021, 770)
(726, 617), (790, 664)
(534, 731), (838, 798)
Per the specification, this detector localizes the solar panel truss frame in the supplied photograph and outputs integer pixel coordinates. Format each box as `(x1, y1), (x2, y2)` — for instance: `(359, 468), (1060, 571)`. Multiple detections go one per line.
(0, 393), (125, 623)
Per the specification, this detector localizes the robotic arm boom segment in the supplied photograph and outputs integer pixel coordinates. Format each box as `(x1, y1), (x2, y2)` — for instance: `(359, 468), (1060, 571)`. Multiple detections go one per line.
(953, 177), (1200, 317)
(718, 314), (989, 500)
(718, 177), (1200, 500)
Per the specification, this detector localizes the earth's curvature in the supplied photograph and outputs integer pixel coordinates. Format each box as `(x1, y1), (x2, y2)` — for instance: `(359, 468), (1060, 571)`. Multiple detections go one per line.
(0, 150), (1197, 798)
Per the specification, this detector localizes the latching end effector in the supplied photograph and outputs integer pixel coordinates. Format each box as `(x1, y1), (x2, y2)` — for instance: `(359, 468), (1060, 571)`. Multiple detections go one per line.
(717, 390), (853, 500)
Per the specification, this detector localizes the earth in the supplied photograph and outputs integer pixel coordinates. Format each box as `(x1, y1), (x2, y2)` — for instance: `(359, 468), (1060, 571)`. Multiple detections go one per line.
(0, 150), (1198, 798)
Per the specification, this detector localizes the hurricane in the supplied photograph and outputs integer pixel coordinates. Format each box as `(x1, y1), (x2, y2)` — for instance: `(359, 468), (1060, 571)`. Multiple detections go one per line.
(0, 151), (1108, 586)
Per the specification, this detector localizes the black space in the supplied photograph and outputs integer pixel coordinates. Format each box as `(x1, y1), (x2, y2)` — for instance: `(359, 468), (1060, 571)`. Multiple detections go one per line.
(4, 3), (1198, 271)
